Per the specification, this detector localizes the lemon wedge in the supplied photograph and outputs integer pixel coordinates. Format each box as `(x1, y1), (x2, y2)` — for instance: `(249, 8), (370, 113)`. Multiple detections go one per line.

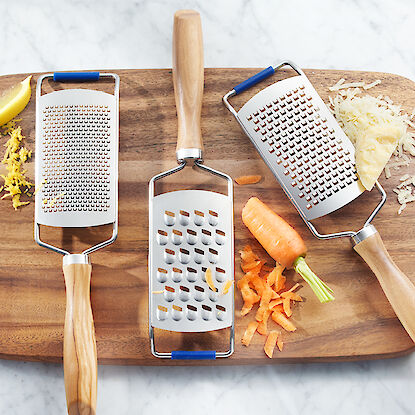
(0, 75), (32, 126)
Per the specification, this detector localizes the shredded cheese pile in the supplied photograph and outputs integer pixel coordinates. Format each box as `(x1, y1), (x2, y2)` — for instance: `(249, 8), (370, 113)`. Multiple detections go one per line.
(0, 121), (33, 209)
(328, 79), (415, 213)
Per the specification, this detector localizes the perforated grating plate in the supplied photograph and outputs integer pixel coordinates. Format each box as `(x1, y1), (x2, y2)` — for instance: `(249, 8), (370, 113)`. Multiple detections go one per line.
(149, 190), (233, 332)
(237, 75), (364, 221)
(35, 89), (118, 227)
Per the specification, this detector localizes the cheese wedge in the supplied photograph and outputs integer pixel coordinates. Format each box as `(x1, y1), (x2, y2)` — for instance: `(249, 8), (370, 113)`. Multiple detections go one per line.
(355, 124), (401, 190)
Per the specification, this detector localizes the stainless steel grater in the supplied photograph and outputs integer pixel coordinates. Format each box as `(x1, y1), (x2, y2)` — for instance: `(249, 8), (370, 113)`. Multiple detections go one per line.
(224, 62), (415, 343)
(35, 71), (119, 413)
(149, 10), (234, 360)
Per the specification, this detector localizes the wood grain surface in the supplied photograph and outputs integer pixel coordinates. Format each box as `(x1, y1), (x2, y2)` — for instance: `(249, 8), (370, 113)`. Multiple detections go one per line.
(0, 68), (414, 365)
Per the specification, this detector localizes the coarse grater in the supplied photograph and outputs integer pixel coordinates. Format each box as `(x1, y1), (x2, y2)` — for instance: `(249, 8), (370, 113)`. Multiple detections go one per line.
(35, 71), (119, 414)
(223, 62), (415, 342)
(149, 10), (234, 360)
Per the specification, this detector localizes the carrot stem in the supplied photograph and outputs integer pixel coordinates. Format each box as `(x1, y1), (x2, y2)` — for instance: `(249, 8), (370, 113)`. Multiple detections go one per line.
(293, 256), (334, 303)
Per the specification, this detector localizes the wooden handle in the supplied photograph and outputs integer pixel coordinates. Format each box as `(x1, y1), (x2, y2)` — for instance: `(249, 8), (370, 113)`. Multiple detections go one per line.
(173, 10), (204, 153)
(354, 231), (415, 342)
(63, 262), (97, 415)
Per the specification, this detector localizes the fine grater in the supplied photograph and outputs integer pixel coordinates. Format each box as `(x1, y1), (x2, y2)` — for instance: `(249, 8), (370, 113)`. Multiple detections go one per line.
(223, 62), (415, 342)
(35, 71), (119, 414)
(149, 10), (234, 360)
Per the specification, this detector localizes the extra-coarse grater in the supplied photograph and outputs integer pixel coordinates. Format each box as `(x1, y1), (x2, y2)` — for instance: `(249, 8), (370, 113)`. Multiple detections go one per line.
(223, 62), (415, 342)
(35, 71), (119, 414)
(149, 10), (234, 360)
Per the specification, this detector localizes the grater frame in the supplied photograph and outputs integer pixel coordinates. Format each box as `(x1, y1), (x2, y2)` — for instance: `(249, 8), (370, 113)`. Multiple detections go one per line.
(223, 61), (386, 240)
(34, 72), (120, 255)
(149, 161), (235, 359)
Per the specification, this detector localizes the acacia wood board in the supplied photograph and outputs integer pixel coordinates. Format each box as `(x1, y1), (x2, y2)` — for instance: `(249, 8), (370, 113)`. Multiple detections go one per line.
(0, 68), (414, 365)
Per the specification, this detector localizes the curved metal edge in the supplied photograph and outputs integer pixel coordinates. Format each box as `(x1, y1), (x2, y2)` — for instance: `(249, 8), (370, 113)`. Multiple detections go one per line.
(34, 223), (69, 255)
(83, 221), (118, 255)
(304, 181), (387, 240)
(149, 326), (235, 359)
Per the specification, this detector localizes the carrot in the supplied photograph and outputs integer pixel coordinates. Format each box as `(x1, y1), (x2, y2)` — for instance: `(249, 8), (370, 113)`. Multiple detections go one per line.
(257, 309), (272, 335)
(242, 321), (258, 346)
(242, 197), (334, 303)
(277, 338), (284, 352)
(249, 274), (265, 297)
(242, 197), (306, 268)
(241, 302), (254, 316)
(272, 311), (296, 332)
(281, 291), (303, 302)
(264, 331), (279, 358)
(235, 175), (262, 185)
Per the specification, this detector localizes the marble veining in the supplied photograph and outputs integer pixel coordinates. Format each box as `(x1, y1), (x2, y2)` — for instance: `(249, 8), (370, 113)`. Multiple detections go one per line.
(0, 0), (414, 413)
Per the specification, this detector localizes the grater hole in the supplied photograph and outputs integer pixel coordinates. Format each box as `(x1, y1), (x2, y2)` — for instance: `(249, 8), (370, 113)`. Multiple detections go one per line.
(194, 285), (205, 302)
(215, 267), (226, 283)
(172, 267), (183, 283)
(186, 305), (198, 321)
(215, 230), (226, 245)
(157, 230), (168, 245)
(164, 249), (175, 264)
(157, 305), (168, 321)
(178, 248), (190, 264)
(208, 210), (219, 226)
(216, 305), (226, 321)
(186, 229), (198, 245)
(171, 229), (183, 245)
(164, 286), (175, 302)
(201, 229), (212, 245)
(179, 285), (190, 302)
(194, 248), (204, 264)
(172, 305), (183, 321)
(194, 210), (205, 226)
(208, 248), (219, 264)
(186, 267), (198, 282)
(164, 211), (175, 226)
(201, 304), (213, 321)
(157, 268), (168, 283)
(179, 210), (190, 226)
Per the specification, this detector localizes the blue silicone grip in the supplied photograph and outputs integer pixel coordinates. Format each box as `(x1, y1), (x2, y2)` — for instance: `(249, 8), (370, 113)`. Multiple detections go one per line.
(171, 350), (216, 360)
(233, 66), (275, 95)
(53, 72), (100, 82)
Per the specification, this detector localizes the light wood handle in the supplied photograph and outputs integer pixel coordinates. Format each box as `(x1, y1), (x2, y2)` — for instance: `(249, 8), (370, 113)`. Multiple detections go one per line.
(354, 231), (415, 342)
(63, 262), (97, 415)
(173, 10), (204, 153)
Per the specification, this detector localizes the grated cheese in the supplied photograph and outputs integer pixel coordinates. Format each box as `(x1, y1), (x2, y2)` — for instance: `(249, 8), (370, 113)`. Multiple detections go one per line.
(0, 123), (33, 209)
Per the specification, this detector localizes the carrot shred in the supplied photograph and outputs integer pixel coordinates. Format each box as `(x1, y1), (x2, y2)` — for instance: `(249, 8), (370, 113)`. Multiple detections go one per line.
(287, 283), (300, 293)
(249, 274), (266, 296)
(274, 267), (286, 292)
(205, 268), (217, 292)
(272, 311), (296, 332)
(264, 331), (279, 358)
(242, 260), (264, 274)
(282, 296), (292, 317)
(277, 338), (284, 352)
(242, 321), (259, 346)
(241, 302), (254, 316)
(268, 298), (283, 310)
(256, 284), (273, 322)
(281, 291), (303, 302)
(235, 175), (262, 185)
(271, 289), (280, 299)
(257, 309), (272, 336)
(240, 245), (260, 265)
(222, 280), (233, 295)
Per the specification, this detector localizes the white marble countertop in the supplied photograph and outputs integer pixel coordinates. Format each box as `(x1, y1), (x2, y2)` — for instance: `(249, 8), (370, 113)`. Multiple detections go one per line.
(0, 0), (414, 414)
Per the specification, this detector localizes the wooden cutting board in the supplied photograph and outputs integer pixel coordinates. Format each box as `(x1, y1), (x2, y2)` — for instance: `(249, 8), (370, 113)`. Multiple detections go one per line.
(0, 68), (414, 365)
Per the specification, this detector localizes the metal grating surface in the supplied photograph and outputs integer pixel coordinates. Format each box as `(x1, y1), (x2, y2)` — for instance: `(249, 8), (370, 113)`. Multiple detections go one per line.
(237, 75), (364, 221)
(150, 190), (233, 332)
(35, 89), (118, 227)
